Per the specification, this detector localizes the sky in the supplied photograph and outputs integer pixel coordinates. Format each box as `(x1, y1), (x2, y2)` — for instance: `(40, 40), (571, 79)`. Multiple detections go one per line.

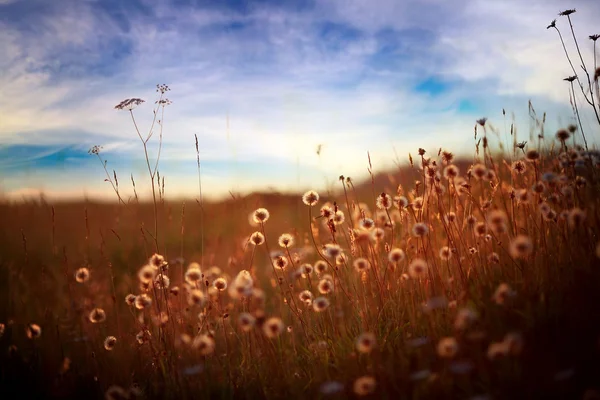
(1, 0), (599, 201)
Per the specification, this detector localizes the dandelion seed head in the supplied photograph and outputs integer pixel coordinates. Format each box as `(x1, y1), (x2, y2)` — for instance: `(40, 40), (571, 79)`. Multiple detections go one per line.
(493, 283), (516, 305)
(472, 163), (487, 180)
(454, 308), (478, 330)
(88, 308), (107, 323)
(263, 317), (284, 338)
(154, 274), (170, 290)
(314, 260), (328, 274)
(302, 190), (320, 206)
(388, 248), (405, 264)
(104, 336), (117, 351)
(318, 278), (334, 294)
(509, 235), (533, 258)
(412, 222), (429, 237)
(192, 334), (215, 355)
(323, 243), (342, 259)
(376, 193), (392, 210)
(273, 255), (288, 270)
(26, 323), (42, 339)
(395, 196), (409, 209)
(359, 218), (375, 230)
(278, 233), (294, 248)
(253, 208), (270, 224)
(238, 312), (256, 332)
(439, 246), (452, 261)
(353, 376), (376, 396)
(412, 196), (424, 210)
(125, 294), (136, 306)
(213, 278), (228, 291)
(312, 296), (330, 312)
(299, 290), (313, 305)
(437, 337), (459, 358)
(75, 267), (90, 283)
(188, 289), (206, 307)
(249, 231), (265, 246)
(408, 258), (428, 279)
(138, 265), (156, 284)
(355, 332), (377, 354)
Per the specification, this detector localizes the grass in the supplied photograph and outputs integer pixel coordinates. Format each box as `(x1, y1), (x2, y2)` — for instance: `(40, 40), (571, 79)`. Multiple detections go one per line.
(2, 9), (600, 400)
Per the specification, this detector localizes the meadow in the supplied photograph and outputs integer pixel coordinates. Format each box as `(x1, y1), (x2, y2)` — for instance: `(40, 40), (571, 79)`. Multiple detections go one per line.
(2, 10), (600, 400)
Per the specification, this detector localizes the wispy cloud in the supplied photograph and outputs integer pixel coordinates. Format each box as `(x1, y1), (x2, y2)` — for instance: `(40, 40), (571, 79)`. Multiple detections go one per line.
(0, 0), (598, 200)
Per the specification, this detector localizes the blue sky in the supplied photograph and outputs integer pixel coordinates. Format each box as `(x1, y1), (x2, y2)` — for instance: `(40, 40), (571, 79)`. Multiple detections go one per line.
(1, 0), (599, 200)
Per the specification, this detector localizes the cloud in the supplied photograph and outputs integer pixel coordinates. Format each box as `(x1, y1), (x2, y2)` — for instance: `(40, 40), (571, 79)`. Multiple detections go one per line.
(1, 0), (598, 199)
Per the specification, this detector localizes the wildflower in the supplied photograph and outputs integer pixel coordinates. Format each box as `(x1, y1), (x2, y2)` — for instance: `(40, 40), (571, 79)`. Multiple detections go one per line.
(454, 308), (478, 330)
(135, 293), (153, 310)
(493, 283), (516, 305)
(253, 208), (270, 224)
(437, 337), (459, 358)
(314, 260), (328, 274)
(213, 278), (227, 291)
(372, 228), (385, 242)
(509, 235), (533, 258)
(332, 210), (345, 225)
(439, 246), (452, 261)
(388, 248), (405, 263)
(278, 233), (294, 248)
(475, 222), (487, 237)
(355, 332), (377, 354)
(408, 258), (428, 279)
(229, 270), (254, 299)
(26, 323), (42, 339)
(556, 129), (570, 142)
(323, 243), (342, 258)
(376, 193), (392, 210)
(395, 196), (409, 209)
(443, 164), (460, 179)
(302, 190), (320, 206)
(149, 253), (167, 271)
(114, 98), (145, 110)
(192, 334), (215, 355)
(300, 263), (313, 276)
(526, 149), (540, 161)
(75, 267), (90, 283)
(353, 257), (370, 272)
(187, 289), (206, 307)
(353, 376), (376, 396)
(299, 290), (313, 305)
(138, 265), (156, 283)
(185, 266), (202, 284)
(312, 296), (330, 312)
(511, 160), (526, 174)
(320, 204), (334, 219)
(359, 218), (375, 230)
(412, 222), (429, 237)
(125, 294), (136, 306)
(263, 317), (284, 338)
(472, 164), (487, 180)
(88, 308), (107, 323)
(273, 255), (289, 270)
(238, 312), (256, 332)
(104, 336), (117, 351)
(318, 278), (334, 294)
(154, 274), (170, 290)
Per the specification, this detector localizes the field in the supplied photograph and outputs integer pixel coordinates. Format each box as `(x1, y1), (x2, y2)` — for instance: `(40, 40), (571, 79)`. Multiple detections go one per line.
(2, 123), (600, 399)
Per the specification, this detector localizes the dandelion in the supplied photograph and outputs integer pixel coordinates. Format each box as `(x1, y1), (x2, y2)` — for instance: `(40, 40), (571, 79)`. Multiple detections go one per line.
(320, 204), (334, 219)
(312, 296), (330, 312)
(263, 317), (284, 338)
(318, 278), (334, 294)
(273, 255), (288, 270)
(454, 308), (478, 330)
(229, 270), (254, 299)
(412, 222), (429, 237)
(302, 190), (320, 206)
(353, 376), (376, 396)
(185, 267), (203, 284)
(437, 337), (459, 358)
(314, 260), (328, 274)
(472, 164), (487, 180)
(412, 196), (424, 210)
(104, 336), (117, 351)
(75, 267), (90, 283)
(395, 196), (409, 209)
(359, 218), (375, 230)
(353, 257), (370, 272)
(149, 253), (167, 271)
(88, 308), (107, 323)
(253, 208), (270, 224)
(531, 181), (545, 194)
(238, 312), (256, 332)
(443, 165), (460, 179)
(278, 233), (294, 248)
(125, 294), (136, 306)
(138, 265), (156, 283)
(213, 278), (227, 291)
(556, 129), (571, 142)
(408, 258), (428, 279)
(511, 160), (526, 175)
(493, 283), (516, 305)
(187, 289), (206, 307)
(388, 248), (405, 263)
(372, 228), (385, 241)
(475, 222), (487, 237)
(330, 210), (345, 225)
(323, 243), (342, 258)
(192, 334), (215, 355)
(298, 290), (313, 305)
(154, 274), (170, 290)
(376, 193), (392, 209)
(439, 246), (452, 261)
(509, 235), (533, 258)
(355, 332), (377, 354)
(26, 323), (42, 339)
(135, 294), (153, 310)
(300, 263), (313, 276)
